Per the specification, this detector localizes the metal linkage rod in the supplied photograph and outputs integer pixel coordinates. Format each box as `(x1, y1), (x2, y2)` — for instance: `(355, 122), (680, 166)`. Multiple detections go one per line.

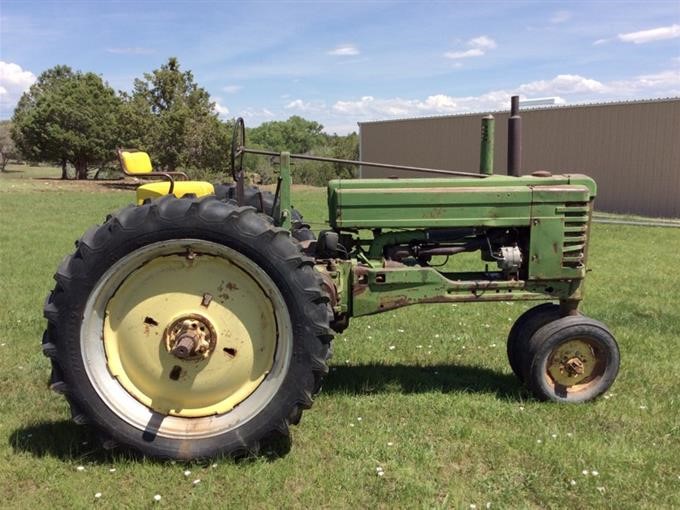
(237, 147), (489, 178)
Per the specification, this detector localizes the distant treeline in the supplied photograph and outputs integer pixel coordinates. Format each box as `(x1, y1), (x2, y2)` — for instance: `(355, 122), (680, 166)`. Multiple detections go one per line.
(5, 57), (358, 185)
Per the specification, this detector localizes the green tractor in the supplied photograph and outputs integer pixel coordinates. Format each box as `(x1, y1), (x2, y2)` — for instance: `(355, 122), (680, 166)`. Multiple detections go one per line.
(42, 98), (619, 459)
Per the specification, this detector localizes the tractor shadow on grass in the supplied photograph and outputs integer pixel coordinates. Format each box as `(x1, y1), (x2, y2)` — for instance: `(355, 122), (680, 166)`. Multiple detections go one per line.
(9, 421), (291, 464)
(322, 363), (524, 400)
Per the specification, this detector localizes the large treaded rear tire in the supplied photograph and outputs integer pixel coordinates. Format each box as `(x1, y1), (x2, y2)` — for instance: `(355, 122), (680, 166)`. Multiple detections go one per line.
(42, 195), (333, 459)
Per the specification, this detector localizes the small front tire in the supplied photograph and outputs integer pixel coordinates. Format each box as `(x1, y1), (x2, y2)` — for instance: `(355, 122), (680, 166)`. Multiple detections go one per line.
(525, 316), (619, 402)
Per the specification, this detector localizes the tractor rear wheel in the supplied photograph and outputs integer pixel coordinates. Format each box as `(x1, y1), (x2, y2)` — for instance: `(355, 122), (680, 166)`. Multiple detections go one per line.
(506, 303), (561, 382)
(42, 195), (333, 459)
(525, 316), (619, 402)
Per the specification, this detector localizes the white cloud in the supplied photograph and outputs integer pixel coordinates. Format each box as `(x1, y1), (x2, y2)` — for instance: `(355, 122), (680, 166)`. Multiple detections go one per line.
(328, 44), (360, 56)
(0, 61), (36, 116)
(444, 35), (496, 60)
(550, 10), (572, 24)
(518, 74), (607, 95)
(325, 68), (680, 125)
(608, 70), (680, 94)
(222, 85), (242, 94)
(213, 99), (229, 117)
(237, 107), (275, 122)
(106, 47), (155, 55)
(444, 48), (485, 59)
(618, 24), (680, 44)
(285, 99), (326, 113)
(468, 36), (497, 50)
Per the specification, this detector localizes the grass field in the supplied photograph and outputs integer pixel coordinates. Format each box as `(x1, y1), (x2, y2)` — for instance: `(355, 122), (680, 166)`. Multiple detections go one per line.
(1, 164), (679, 509)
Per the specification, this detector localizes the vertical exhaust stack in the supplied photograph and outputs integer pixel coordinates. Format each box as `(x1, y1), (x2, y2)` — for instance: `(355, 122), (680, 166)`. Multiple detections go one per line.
(479, 114), (495, 175)
(507, 95), (522, 176)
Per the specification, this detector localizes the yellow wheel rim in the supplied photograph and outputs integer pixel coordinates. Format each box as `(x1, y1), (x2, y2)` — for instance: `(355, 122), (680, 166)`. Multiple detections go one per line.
(81, 239), (293, 439)
(104, 250), (278, 417)
(546, 338), (604, 392)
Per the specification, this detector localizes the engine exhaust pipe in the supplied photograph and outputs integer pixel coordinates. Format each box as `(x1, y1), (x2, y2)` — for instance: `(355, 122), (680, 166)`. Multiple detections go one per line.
(507, 95), (522, 176)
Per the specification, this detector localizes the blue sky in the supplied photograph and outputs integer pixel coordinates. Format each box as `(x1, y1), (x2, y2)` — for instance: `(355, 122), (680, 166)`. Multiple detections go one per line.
(1, 0), (679, 133)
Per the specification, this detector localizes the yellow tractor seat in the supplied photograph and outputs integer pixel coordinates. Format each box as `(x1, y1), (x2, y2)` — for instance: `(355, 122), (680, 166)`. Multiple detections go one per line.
(136, 181), (215, 204)
(116, 148), (215, 204)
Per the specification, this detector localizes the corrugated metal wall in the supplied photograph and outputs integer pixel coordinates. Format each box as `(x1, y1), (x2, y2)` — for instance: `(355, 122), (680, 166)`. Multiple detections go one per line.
(359, 99), (680, 217)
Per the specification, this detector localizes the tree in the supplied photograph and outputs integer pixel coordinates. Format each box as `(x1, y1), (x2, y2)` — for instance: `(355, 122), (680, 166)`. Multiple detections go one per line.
(124, 57), (230, 174)
(0, 121), (18, 171)
(249, 116), (325, 154)
(12, 65), (121, 179)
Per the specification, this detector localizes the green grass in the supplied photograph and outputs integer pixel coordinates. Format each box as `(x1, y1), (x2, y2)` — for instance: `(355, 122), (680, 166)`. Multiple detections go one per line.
(1, 168), (679, 509)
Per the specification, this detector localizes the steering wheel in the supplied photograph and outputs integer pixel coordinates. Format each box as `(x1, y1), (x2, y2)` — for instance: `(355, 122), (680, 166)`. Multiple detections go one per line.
(230, 117), (245, 181)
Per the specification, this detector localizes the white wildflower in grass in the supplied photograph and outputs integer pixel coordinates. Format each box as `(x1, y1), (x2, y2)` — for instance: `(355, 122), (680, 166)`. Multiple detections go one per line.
(567, 432), (573, 437)
(470, 504), (477, 509)
(357, 417), (362, 421)
(389, 345), (395, 350)
(582, 470), (589, 476)
(77, 466), (85, 472)
(417, 345), (423, 348)
(367, 325), (371, 329)
(490, 343), (497, 348)
(519, 406), (525, 411)
(367, 336), (372, 339)
(427, 351), (432, 355)
(193, 479), (201, 485)
(154, 494), (162, 502)
(377, 471), (385, 477)
(486, 503), (491, 509)
(597, 486), (605, 494)
(536, 439), (542, 444)
(212, 463), (218, 468)
(435, 334), (440, 338)
(639, 405), (647, 410)
(184, 470), (191, 477)
(349, 423), (355, 427)
(387, 442), (394, 446)
(570, 480), (577, 486)
(397, 328), (404, 333)
(592, 470), (599, 476)
(94, 493), (102, 499)
(603, 395), (610, 400)
(109, 468), (116, 473)
(551, 434), (557, 439)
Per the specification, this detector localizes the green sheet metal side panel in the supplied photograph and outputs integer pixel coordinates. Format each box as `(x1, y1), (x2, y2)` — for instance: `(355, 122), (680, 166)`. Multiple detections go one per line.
(528, 185), (593, 282)
(327, 174), (596, 229)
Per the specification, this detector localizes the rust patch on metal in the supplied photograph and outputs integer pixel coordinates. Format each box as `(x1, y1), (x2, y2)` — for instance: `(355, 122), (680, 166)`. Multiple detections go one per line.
(377, 295), (411, 311)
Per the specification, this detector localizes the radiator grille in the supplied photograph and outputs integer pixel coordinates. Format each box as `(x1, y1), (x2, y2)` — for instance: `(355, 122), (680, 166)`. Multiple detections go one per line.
(558, 202), (590, 269)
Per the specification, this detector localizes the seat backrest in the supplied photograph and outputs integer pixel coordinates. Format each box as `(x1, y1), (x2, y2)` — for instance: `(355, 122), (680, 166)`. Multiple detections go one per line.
(118, 149), (153, 175)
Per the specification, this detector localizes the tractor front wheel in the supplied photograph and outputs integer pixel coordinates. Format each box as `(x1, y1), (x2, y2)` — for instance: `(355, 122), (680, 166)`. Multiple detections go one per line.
(42, 195), (332, 459)
(524, 316), (619, 402)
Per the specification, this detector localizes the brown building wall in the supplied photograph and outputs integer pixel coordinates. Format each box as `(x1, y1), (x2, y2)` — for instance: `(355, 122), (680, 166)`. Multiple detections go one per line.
(359, 99), (680, 217)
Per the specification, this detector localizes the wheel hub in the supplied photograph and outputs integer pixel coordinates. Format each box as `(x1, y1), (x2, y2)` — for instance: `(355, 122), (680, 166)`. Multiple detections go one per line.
(164, 314), (216, 360)
(547, 339), (598, 387)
